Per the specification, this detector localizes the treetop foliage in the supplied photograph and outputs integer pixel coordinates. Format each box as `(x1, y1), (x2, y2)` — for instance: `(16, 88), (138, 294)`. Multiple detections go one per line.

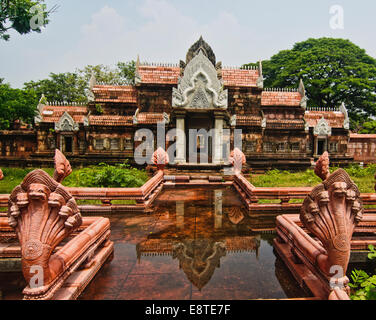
(0, 0), (55, 41)
(244, 38), (376, 128)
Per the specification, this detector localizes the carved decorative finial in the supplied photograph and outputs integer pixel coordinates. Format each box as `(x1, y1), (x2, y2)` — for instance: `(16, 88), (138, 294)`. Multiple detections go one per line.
(8, 169), (82, 291)
(340, 102), (350, 130)
(151, 147), (169, 171)
(229, 148), (246, 174)
(298, 79), (308, 108)
(300, 168), (364, 295)
(53, 149), (72, 183)
(186, 36), (216, 66)
(314, 151), (330, 181)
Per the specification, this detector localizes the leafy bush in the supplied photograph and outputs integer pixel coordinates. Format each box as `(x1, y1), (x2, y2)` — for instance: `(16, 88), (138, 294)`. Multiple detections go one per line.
(63, 162), (148, 188)
(349, 245), (376, 300)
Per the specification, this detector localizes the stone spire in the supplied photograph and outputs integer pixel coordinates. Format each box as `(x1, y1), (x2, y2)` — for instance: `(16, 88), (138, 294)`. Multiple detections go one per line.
(186, 36), (216, 66)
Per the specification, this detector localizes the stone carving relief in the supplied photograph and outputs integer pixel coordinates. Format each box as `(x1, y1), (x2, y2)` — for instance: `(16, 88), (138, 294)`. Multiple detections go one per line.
(300, 153), (364, 294)
(314, 117), (332, 136)
(55, 112), (79, 132)
(7, 152), (82, 294)
(172, 50), (228, 110)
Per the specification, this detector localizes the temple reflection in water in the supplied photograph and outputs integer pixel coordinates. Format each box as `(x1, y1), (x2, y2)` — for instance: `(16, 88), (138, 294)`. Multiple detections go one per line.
(74, 186), (309, 300)
(136, 187), (263, 291)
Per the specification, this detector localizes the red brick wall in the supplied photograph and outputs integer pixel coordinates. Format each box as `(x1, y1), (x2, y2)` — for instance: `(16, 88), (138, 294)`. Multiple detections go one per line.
(348, 134), (376, 163)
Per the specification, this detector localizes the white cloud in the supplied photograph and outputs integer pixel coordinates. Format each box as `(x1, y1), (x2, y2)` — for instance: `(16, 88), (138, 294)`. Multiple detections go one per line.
(59, 0), (260, 71)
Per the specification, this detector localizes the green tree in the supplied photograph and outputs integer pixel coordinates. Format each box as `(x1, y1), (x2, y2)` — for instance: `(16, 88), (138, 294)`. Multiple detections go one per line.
(77, 61), (136, 86)
(357, 120), (376, 134)
(116, 61), (136, 85)
(24, 72), (88, 103)
(24, 61), (136, 103)
(0, 82), (38, 129)
(0, 0), (56, 41)
(245, 38), (376, 126)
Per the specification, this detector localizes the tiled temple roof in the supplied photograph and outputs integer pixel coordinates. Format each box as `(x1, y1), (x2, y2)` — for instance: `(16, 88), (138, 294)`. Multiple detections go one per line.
(89, 115), (133, 126)
(41, 105), (87, 123)
(92, 85), (137, 103)
(137, 66), (181, 85)
(261, 90), (302, 107)
(222, 68), (260, 87)
(136, 112), (165, 124)
(136, 65), (261, 87)
(304, 111), (345, 128)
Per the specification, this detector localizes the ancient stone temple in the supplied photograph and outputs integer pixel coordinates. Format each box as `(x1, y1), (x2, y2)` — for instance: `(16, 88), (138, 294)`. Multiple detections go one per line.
(0, 37), (353, 169)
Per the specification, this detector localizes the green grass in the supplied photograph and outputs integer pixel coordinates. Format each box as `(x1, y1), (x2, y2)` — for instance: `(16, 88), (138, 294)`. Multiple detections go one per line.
(250, 164), (376, 194)
(0, 163), (149, 194)
(0, 167), (54, 194)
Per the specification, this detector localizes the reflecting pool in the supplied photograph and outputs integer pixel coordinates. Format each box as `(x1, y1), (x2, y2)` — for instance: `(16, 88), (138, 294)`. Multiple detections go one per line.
(79, 186), (309, 300)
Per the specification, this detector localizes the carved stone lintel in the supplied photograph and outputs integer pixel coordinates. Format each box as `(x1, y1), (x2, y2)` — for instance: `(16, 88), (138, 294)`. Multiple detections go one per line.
(55, 112), (79, 132)
(172, 50), (228, 110)
(314, 117), (332, 136)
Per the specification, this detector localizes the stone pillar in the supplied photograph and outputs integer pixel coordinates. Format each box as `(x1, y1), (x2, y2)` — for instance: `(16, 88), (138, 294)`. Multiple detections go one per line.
(176, 201), (185, 229)
(175, 112), (186, 164)
(213, 112), (224, 164)
(214, 190), (223, 229)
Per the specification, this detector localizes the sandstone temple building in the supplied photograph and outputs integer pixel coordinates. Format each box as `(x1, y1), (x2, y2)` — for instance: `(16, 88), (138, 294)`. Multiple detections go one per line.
(1, 37), (373, 169)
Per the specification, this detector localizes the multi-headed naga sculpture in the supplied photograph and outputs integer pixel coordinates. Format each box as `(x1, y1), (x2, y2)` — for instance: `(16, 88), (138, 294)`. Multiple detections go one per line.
(300, 153), (363, 295)
(7, 150), (82, 297)
(229, 148), (246, 174)
(151, 147), (169, 171)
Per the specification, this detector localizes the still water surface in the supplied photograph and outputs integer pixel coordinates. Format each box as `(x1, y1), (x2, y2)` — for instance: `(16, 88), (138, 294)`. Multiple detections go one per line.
(79, 186), (308, 300)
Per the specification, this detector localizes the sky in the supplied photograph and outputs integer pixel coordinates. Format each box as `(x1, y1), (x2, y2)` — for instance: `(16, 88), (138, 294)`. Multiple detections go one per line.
(1, 0), (376, 88)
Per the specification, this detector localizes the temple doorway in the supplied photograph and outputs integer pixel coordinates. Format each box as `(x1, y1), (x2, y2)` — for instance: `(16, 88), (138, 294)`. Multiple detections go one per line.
(63, 136), (73, 153)
(317, 138), (327, 156)
(186, 113), (214, 164)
